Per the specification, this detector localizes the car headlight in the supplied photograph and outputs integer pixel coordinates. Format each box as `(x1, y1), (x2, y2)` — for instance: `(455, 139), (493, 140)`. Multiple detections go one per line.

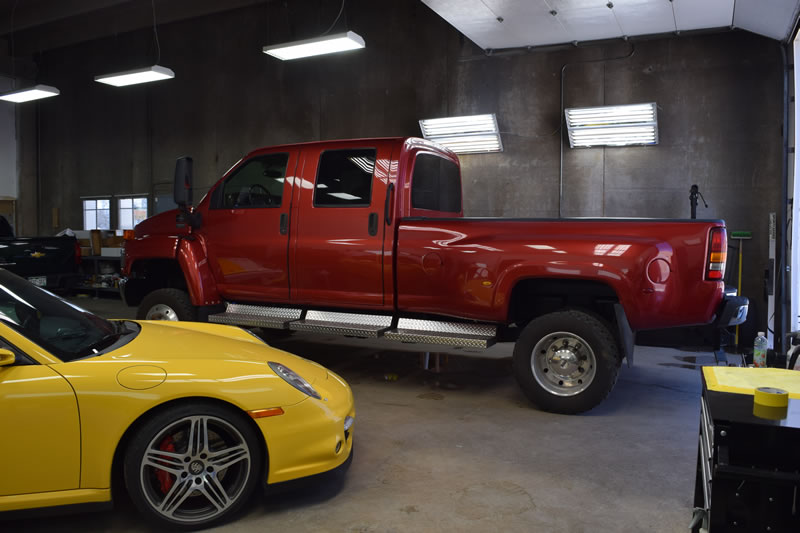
(268, 361), (321, 399)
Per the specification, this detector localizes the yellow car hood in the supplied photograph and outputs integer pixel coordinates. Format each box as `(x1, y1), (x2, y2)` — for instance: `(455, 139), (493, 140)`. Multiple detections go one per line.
(101, 320), (329, 384)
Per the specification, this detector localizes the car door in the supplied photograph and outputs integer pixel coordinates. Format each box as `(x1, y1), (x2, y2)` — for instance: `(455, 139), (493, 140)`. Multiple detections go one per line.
(292, 142), (393, 307)
(202, 150), (298, 302)
(0, 335), (80, 496)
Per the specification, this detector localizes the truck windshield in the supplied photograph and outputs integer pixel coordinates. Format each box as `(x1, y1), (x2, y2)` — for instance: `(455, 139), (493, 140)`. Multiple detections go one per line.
(0, 269), (130, 362)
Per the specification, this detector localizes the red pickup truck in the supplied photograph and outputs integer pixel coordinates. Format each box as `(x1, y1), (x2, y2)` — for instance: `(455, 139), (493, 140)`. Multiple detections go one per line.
(121, 137), (748, 413)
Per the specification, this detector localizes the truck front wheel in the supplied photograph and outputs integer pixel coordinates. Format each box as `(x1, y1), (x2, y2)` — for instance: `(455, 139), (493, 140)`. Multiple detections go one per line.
(512, 309), (620, 414)
(137, 288), (197, 322)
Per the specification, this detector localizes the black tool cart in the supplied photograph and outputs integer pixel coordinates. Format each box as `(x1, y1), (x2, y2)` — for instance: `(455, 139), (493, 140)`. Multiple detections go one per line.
(692, 367), (800, 532)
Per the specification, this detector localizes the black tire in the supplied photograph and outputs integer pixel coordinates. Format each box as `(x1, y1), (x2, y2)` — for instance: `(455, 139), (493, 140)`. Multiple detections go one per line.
(254, 328), (296, 343)
(789, 350), (799, 371)
(137, 288), (197, 321)
(512, 309), (620, 414)
(123, 401), (264, 531)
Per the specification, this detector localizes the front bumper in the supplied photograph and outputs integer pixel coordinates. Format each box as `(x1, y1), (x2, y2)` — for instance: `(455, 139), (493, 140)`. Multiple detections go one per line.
(256, 370), (355, 485)
(715, 287), (748, 327)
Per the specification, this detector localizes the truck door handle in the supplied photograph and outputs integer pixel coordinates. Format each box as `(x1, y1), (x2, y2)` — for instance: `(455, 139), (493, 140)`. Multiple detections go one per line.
(280, 213), (288, 235)
(368, 213), (378, 236)
(384, 183), (395, 226)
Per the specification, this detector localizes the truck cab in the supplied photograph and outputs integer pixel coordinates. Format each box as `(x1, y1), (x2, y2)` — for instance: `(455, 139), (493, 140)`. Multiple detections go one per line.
(124, 137), (455, 311)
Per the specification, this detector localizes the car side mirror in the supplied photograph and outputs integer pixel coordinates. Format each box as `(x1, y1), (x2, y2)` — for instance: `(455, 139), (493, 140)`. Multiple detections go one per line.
(174, 156), (194, 208)
(0, 348), (15, 367)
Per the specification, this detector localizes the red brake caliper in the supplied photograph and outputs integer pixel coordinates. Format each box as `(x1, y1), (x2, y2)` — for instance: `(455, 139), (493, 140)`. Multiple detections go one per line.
(156, 436), (177, 494)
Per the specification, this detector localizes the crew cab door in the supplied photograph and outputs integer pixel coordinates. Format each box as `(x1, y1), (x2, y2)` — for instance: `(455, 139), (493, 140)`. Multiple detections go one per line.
(202, 150), (297, 302)
(292, 142), (394, 307)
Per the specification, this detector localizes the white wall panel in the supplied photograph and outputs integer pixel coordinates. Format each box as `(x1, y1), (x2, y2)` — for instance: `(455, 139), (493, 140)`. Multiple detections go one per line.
(554, 3), (620, 42)
(423, 0), (797, 50)
(484, 0), (570, 47)
(0, 77), (18, 199)
(734, 0), (800, 41)
(672, 0), (734, 31)
(420, 0), (504, 49)
(613, 0), (676, 36)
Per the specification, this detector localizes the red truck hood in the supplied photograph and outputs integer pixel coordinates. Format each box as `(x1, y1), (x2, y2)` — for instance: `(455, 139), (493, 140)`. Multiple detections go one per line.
(134, 209), (188, 238)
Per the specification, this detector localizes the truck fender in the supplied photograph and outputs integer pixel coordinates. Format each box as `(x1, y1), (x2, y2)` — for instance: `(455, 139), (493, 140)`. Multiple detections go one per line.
(614, 303), (635, 367)
(176, 237), (221, 306)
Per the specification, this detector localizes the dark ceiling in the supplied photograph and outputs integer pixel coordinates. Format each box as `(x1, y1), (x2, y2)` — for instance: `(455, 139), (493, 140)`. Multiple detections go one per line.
(0, 0), (269, 55)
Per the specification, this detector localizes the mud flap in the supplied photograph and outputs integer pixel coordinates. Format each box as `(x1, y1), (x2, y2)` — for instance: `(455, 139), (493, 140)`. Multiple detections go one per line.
(614, 303), (635, 367)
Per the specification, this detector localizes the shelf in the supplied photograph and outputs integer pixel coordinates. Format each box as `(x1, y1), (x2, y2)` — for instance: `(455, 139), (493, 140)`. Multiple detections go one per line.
(74, 285), (119, 294)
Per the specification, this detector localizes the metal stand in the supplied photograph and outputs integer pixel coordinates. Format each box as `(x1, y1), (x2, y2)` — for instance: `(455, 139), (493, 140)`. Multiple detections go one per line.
(420, 351), (447, 373)
(690, 184), (708, 219)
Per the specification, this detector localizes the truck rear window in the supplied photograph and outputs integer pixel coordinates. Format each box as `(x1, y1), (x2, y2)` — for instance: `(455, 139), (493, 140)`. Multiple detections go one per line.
(213, 153), (288, 209)
(411, 154), (461, 213)
(313, 149), (376, 207)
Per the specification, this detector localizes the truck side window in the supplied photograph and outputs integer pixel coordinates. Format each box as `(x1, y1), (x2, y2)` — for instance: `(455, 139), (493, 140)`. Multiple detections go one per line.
(214, 153), (289, 209)
(313, 149), (376, 207)
(411, 154), (462, 213)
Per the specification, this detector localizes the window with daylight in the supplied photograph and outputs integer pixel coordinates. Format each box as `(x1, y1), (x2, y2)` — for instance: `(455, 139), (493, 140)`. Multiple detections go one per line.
(119, 197), (148, 229)
(83, 199), (110, 230)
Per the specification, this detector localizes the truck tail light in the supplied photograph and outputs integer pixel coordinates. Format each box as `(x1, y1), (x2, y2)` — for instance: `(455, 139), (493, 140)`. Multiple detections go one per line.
(74, 240), (82, 265)
(706, 227), (727, 281)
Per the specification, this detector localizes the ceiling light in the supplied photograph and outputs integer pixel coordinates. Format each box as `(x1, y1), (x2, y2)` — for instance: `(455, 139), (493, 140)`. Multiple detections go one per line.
(419, 114), (503, 154)
(565, 103), (658, 148)
(0, 84), (60, 103)
(263, 31), (365, 61)
(94, 65), (175, 87)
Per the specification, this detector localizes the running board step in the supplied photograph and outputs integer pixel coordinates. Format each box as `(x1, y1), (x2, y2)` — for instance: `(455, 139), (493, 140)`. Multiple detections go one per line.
(208, 304), (302, 329)
(289, 310), (393, 338)
(384, 319), (497, 349)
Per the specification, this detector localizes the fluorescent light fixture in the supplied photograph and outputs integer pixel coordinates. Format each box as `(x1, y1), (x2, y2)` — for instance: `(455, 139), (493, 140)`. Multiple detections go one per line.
(565, 103), (658, 148)
(419, 113), (503, 154)
(0, 84), (60, 103)
(95, 65), (175, 87)
(263, 31), (365, 61)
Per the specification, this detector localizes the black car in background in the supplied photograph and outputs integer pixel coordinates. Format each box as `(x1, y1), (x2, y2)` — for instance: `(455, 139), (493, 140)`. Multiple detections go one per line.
(0, 216), (81, 291)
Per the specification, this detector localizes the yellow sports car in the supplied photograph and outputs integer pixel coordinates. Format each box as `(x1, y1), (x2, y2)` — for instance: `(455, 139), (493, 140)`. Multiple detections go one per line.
(0, 270), (354, 529)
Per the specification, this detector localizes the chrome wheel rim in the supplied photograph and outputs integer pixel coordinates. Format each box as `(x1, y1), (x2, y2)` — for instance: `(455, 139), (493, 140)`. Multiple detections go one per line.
(146, 304), (178, 321)
(531, 331), (597, 397)
(140, 415), (251, 525)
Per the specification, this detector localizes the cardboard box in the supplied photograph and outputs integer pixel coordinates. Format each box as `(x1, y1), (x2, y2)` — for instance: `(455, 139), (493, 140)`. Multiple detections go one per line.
(80, 247), (93, 257)
(102, 236), (125, 247)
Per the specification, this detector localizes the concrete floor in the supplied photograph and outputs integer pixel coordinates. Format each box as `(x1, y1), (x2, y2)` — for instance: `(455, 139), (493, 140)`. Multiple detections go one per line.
(7, 294), (713, 532)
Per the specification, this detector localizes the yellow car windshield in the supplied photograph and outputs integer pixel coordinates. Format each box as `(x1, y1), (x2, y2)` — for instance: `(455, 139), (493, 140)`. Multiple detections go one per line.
(0, 268), (133, 361)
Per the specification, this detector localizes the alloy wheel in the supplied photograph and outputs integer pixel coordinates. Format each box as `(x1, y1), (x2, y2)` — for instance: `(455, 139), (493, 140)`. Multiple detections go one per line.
(139, 415), (252, 524)
(145, 304), (179, 321)
(530, 331), (597, 397)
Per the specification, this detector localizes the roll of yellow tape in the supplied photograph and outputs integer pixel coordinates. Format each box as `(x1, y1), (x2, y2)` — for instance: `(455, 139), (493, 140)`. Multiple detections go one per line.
(753, 402), (788, 420)
(754, 386), (789, 407)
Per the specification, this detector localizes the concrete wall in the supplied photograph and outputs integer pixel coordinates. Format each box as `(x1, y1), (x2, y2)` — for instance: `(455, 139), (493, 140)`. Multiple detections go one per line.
(16, 0), (782, 334)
